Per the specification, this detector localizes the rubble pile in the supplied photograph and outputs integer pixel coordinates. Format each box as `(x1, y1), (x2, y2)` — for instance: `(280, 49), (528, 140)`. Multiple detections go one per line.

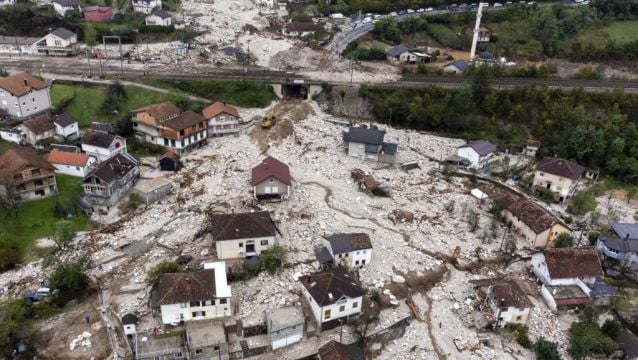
(69, 331), (92, 351)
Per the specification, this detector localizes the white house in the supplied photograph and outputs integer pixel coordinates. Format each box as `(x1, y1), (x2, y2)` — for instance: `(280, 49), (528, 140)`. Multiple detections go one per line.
(319, 233), (372, 268)
(300, 268), (365, 331)
(133, 0), (161, 14)
(0, 0), (16, 7)
(52, 0), (78, 17)
(0, 127), (22, 144)
(524, 139), (541, 157)
(533, 157), (585, 203)
(81, 129), (127, 162)
(47, 149), (96, 177)
(531, 247), (612, 311)
(35, 28), (79, 56)
(0, 36), (39, 55)
(283, 22), (317, 37)
(210, 211), (276, 259)
(457, 140), (497, 169)
(0, 72), (52, 119)
(145, 9), (172, 26)
(22, 115), (56, 146)
(596, 223), (638, 271)
(342, 125), (398, 163)
(470, 279), (532, 328)
(52, 112), (79, 139)
(153, 264), (232, 325)
(442, 59), (469, 74)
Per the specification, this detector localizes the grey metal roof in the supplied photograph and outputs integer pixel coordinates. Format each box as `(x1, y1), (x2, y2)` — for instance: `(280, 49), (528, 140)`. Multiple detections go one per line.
(444, 59), (468, 71)
(611, 223), (638, 240)
(315, 247), (334, 264)
(386, 44), (409, 57)
(151, 9), (171, 19)
(325, 233), (372, 254)
(51, 27), (76, 40)
(381, 142), (398, 155)
(479, 51), (493, 60)
(459, 140), (497, 156)
(589, 277), (619, 298)
(598, 235), (638, 253)
(343, 126), (386, 145)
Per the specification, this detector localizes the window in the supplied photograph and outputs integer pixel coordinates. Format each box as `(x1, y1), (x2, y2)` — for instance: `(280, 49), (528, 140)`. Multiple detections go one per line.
(355, 261), (359, 265)
(32, 169), (41, 176)
(204, 300), (213, 306)
(192, 311), (206, 317)
(195, 349), (203, 354)
(352, 302), (358, 309)
(220, 299), (227, 304)
(516, 315), (522, 321)
(190, 301), (200, 307)
(362, 259), (366, 265)
(239, 242), (243, 247)
(213, 345), (219, 351)
(339, 305), (345, 312)
(324, 309), (331, 319)
(76, 167), (80, 170)
(260, 239), (268, 246)
(35, 189), (45, 196)
(275, 330), (281, 335)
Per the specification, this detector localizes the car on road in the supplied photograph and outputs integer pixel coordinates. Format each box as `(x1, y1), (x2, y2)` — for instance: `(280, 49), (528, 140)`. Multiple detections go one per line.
(389, 11), (398, 16)
(363, 17), (372, 23)
(407, 9), (415, 13)
(493, 2), (503, 6)
(426, 7), (434, 11)
(417, 8), (425, 12)
(398, 10), (407, 15)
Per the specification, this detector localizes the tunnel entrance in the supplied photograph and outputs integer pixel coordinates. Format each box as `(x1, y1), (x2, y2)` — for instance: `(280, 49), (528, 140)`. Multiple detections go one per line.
(282, 84), (309, 99)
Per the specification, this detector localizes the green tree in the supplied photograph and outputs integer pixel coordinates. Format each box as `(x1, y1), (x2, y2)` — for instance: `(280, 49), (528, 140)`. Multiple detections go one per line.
(471, 65), (491, 105)
(53, 220), (76, 249)
(0, 299), (37, 358)
(84, 24), (98, 47)
(373, 17), (400, 43)
(255, 244), (287, 274)
(567, 191), (597, 216)
(534, 337), (562, 360)
(569, 322), (617, 359)
(601, 319), (622, 338)
(0, 235), (22, 272)
(553, 233), (575, 248)
(146, 261), (182, 284)
(48, 260), (90, 306)
(331, 0), (349, 13)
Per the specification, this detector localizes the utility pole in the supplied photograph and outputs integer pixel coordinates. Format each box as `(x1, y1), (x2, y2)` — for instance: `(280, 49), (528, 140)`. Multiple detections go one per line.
(388, 107), (393, 126)
(119, 39), (124, 75)
(339, 319), (343, 343)
(349, 52), (354, 86)
(134, 29), (140, 61)
(86, 49), (92, 77)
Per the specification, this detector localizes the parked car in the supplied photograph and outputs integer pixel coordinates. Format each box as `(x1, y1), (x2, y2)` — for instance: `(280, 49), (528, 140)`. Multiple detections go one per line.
(493, 2), (504, 6)
(389, 11), (398, 16)
(426, 7), (434, 11)
(407, 9), (415, 13)
(417, 8), (425, 12)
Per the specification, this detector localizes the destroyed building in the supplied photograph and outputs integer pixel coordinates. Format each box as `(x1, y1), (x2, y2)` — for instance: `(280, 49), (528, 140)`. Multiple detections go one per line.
(470, 278), (533, 328)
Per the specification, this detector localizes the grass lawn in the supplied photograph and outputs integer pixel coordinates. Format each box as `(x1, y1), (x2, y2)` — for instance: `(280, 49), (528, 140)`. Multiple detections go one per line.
(605, 20), (638, 45)
(51, 83), (200, 127)
(0, 174), (89, 251)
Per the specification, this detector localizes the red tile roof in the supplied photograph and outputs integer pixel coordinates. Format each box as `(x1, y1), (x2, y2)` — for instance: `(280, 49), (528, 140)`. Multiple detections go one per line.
(157, 269), (217, 305)
(544, 247), (603, 279)
(202, 101), (240, 120)
(132, 101), (181, 119)
(251, 156), (291, 186)
(47, 149), (90, 167)
(0, 72), (48, 97)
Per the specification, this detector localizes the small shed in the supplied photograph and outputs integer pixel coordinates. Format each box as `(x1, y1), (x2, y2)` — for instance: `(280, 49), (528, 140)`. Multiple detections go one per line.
(471, 188), (488, 200)
(158, 150), (182, 172)
(121, 313), (138, 336)
(132, 177), (173, 205)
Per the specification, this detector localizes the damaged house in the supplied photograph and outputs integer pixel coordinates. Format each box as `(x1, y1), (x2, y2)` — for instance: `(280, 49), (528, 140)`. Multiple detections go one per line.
(470, 278), (533, 328)
(531, 247), (618, 311)
(316, 233), (372, 268)
(82, 153), (139, 207)
(500, 196), (571, 248)
(596, 222), (638, 271)
(210, 211), (277, 259)
(299, 268), (365, 331)
(343, 125), (398, 163)
(151, 262), (232, 325)
(251, 156), (291, 201)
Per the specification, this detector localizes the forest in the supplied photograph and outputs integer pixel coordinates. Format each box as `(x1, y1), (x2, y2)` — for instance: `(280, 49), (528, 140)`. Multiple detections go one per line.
(360, 69), (638, 181)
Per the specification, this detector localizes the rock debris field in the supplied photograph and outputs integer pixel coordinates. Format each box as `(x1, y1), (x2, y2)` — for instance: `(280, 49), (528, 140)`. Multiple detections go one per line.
(0, 100), (572, 358)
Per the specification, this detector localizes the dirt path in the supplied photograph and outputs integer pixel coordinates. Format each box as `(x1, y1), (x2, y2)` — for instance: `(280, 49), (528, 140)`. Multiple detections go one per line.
(423, 293), (448, 360)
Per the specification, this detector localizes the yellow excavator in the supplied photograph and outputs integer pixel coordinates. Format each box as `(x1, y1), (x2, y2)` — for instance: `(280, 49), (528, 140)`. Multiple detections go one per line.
(261, 107), (277, 129)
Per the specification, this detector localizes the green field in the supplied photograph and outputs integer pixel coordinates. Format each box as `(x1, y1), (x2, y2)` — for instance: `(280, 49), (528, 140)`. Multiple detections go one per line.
(50, 83), (197, 127)
(1, 174), (89, 251)
(605, 20), (638, 44)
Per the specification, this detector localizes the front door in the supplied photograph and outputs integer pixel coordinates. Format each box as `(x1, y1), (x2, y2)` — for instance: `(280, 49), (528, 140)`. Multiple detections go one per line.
(246, 243), (255, 253)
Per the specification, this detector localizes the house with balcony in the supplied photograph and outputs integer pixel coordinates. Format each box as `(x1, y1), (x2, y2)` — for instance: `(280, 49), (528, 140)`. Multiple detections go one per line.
(150, 262), (232, 324)
(81, 129), (127, 162)
(342, 125), (398, 163)
(470, 278), (533, 328)
(82, 153), (139, 207)
(35, 28), (79, 56)
(0, 148), (57, 202)
(133, 0), (161, 14)
(210, 211), (276, 259)
(0, 72), (52, 119)
(596, 223), (638, 271)
(202, 102), (241, 137)
(300, 268), (365, 331)
(132, 101), (207, 154)
(531, 247), (617, 311)
(316, 233), (373, 268)
(533, 157), (585, 202)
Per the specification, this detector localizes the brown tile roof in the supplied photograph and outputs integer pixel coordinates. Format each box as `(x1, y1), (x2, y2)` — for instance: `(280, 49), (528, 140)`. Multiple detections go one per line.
(162, 111), (206, 132)
(544, 247), (603, 279)
(157, 269), (217, 305)
(537, 157), (585, 180)
(202, 101), (240, 119)
(0, 148), (55, 183)
(22, 115), (55, 135)
(251, 156), (291, 186)
(84, 153), (137, 184)
(527, 138), (541, 147)
(0, 36), (40, 46)
(325, 233), (372, 254)
(210, 211), (275, 241)
(470, 278), (533, 308)
(132, 101), (181, 119)
(502, 196), (563, 234)
(286, 22), (317, 32)
(81, 129), (120, 148)
(458, 140), (497, 156)
(299, 268), (365, 307)
(52, 112), (77, 127)
(47, 149), (90, 167)
(159, 149), (180, 162)
(317, 341), (352, 360)
(0, 72), (48, 97)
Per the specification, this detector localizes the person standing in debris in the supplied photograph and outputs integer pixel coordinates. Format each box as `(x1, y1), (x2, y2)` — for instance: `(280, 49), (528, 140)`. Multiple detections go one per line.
(85, 315), (91, 324)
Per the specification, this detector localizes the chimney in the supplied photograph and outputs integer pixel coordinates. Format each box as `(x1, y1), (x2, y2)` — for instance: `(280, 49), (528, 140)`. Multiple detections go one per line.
(235, 228), (239, 237)
(23, 78), (28, 87)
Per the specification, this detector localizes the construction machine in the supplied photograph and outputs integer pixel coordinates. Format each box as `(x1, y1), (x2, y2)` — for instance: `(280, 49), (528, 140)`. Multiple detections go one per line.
(260, 107), (277, 129)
